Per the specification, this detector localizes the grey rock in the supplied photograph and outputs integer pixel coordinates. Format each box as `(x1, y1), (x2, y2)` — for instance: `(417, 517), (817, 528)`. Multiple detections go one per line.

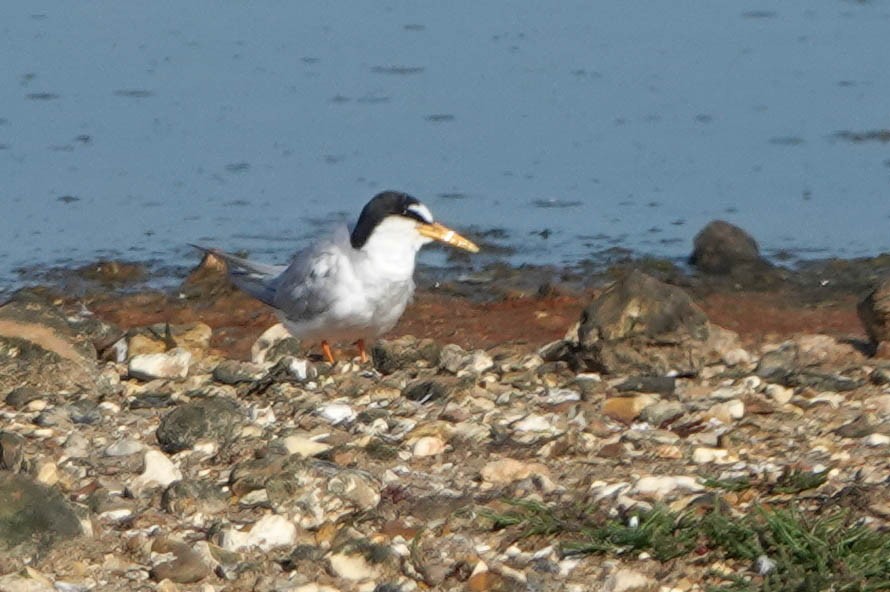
(788, 371), (862, 392)
(616, 375), (676, 396)
(639, 400), (686, 427)
(0, 473), (82, 551)
(66, 399), (101, 425)
(404, 378), (465, 403)
(372, 335), (442, 375)
(156, 397), (245, 453)
(4, 386), (46, 410)
(150, 537), (211, 583)
(162, 479), (229, 517)
(212, 359), (266, 384)
(0, 432), (25, 472)
(755, 344), (798, 383)
(871, 367), (890, 385)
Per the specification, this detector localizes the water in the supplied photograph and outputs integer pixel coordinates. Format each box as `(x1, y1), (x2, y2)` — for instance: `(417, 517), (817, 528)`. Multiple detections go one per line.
(2, 1), (890, 291)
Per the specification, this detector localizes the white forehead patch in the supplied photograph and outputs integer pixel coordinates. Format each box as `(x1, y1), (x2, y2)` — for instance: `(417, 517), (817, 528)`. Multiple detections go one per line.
(407, 203), (434, 224)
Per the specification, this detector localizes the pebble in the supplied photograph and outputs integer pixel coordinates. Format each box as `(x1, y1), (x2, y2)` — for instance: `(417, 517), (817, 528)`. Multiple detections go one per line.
(328, 553), (381, 581)
(692, 447), (732, 464)
(863, 433), (890, 447)
(412, 435), (447, 457)
(128, 450), (183, 496)
(707, 399), (745, 423)
(602, 395), (659, 424)
(129, 348), (192, 381)
(318, 403), (357, 425)
(279, 435), (332, 457)
(104, 438), (144, 457)
(221, 514), (297, 552)
(764, 383), (794, 405)
(480, 458), (551, 485)
(631, 476), (703, 500)
(603, 568), (655, 592)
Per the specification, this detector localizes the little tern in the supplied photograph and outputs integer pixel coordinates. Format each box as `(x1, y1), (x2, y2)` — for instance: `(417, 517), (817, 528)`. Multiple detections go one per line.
(196, 191), (479, 363)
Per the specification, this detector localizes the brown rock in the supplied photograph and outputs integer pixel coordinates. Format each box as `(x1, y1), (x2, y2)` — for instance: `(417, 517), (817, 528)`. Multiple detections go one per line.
(859, 279), (890, 346)
(602, 395), (658, 424)
(572, 270), (714, 375)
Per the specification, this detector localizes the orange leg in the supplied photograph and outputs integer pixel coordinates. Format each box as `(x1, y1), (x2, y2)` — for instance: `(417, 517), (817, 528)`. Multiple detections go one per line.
(356, 339), (368, 364)
(321, 340), (336, 364)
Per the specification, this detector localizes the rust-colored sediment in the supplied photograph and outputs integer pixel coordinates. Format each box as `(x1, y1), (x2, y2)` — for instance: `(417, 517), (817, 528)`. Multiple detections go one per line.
(85, 287), (865, 360)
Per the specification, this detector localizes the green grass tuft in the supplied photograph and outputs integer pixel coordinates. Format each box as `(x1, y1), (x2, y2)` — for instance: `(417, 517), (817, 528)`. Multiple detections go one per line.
(480, 498), (890, 591)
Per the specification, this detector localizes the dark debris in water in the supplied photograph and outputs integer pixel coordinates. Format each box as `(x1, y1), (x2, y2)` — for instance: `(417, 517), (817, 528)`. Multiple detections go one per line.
(26, 92), (60, 101)
(113, 89), (154, 98)
(370, 66), (425, 75)
(425, 114), (455, 123)
(834, 129), (890, 143)
(57, 195), (80, 204)
(224, 162), (251, 174)
(532, 199), (582, 209)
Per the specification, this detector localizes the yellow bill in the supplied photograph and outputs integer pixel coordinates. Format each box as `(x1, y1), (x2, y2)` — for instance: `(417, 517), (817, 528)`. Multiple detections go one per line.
(417, 222), (480, 253)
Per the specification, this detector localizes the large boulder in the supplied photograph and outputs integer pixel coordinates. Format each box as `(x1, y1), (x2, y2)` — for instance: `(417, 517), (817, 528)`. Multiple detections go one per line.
(0, 292), (98, 396)
(560, 270), (736, 375)
(689, 220), (764, 274)
(0, 473), (83, 551)
(858, 279), (890, 351)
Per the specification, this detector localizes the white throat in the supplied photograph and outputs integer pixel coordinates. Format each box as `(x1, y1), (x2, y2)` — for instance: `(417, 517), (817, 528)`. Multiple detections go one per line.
(357, 216), (429, 281)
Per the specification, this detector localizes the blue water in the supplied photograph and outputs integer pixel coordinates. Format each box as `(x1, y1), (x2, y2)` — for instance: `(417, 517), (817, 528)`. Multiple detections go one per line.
(2, 2), (890, 290)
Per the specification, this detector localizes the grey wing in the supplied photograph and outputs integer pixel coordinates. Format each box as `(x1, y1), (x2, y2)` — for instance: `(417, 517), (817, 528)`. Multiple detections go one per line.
(190, 244), (286, 306)
(272, 245), (343, 323)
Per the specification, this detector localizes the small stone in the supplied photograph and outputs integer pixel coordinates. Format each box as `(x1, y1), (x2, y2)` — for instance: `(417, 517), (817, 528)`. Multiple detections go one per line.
(212, 360), (266, 384)
(603, 568), (655, 592)
(161, 480), (229, 517)
(639, 400), (685, 426)
(764, 384), (793, 405)
(278, 435), (332, 457)
(4, 386), (44, 410)
(328, 553), (381, 581)
(129, 450), (182, 497)
(755, 344), (797, 383)
(863, 433), (890, 447)
(372, 335), (442, 374)
(251, 323), (301, 365)
(602, 395), (658, 424)
(150, 537), (211, 583)
(707, 399), (745, 423)
(632, 475), (703, 500)
(129, 348), (192, 381)
(692, 447), (731, 464)
(156, 397), (245, 453)
(480, 458), (550, 485)
(168, 322), (213, 355)
(127, 333), (166, 357)
(616, 375), (676, 395)
(104, 438), (144, 457)
(722, 347), (751, 366)
(221, 514), (297, 552)
(412, 436), (446, 457)
(317, 403), (356, 425)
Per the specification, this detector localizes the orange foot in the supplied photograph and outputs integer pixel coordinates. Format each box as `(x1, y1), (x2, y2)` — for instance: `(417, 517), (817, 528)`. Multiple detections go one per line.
(321, 340), (336, 364)
(356, 339), (368, 364)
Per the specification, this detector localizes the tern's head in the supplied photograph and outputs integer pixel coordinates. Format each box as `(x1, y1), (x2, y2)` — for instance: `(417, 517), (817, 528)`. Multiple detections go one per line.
(350, 191), (479, 254)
